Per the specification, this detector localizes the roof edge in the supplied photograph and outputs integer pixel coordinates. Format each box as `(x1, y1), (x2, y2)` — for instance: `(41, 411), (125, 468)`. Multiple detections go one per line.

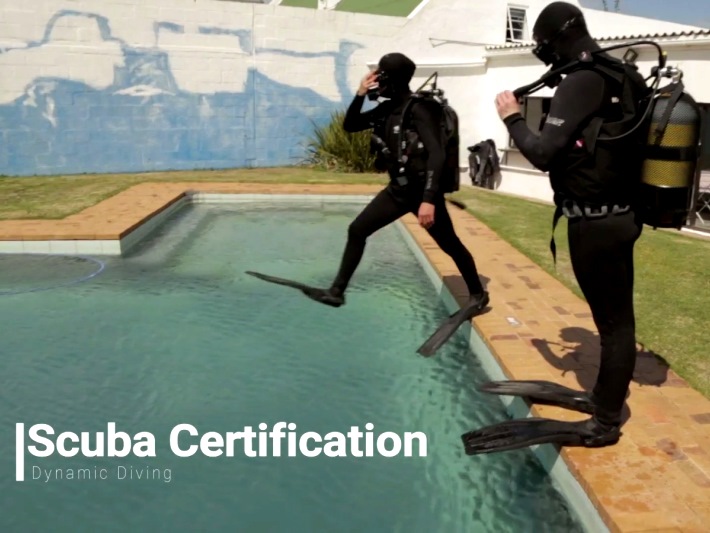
(485, 28), (710, 51)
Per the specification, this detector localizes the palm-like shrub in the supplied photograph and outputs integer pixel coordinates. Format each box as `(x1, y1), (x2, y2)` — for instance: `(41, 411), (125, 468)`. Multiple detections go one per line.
(305, 110), (379, 173)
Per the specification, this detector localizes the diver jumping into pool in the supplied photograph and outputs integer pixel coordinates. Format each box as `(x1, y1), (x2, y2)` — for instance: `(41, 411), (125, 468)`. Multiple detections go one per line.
(247, 53), (489, 355)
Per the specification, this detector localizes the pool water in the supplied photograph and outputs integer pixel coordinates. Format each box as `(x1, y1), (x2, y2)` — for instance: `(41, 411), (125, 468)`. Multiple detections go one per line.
(0, 202), (584, 532)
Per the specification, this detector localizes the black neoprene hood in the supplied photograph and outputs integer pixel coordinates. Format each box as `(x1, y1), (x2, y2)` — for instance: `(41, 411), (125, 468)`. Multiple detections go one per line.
(532, 1), (586, 43)
(377, 53), (416, 85)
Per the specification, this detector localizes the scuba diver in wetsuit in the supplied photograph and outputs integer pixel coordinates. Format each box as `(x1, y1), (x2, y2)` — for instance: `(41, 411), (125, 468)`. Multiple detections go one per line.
(335, 54), (488, 313)
(462, 2), (648, 454)
(247, 53), (489, 354)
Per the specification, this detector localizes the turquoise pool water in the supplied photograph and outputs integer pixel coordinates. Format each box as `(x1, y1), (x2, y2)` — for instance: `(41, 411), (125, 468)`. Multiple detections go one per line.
(0, 202), (584, 532)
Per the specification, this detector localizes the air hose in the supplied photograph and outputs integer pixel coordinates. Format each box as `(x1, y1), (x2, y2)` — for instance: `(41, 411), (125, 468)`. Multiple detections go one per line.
(0, 253), (106, 296)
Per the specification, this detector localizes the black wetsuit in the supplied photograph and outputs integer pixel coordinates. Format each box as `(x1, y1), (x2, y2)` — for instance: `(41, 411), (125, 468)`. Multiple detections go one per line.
(504, 66), (644, 427)
(330, 93), (485, 297)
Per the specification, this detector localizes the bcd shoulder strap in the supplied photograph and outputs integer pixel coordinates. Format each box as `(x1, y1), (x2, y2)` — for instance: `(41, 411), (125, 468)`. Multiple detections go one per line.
(396, 95), (420, 165)
(395, 94), (445, 165)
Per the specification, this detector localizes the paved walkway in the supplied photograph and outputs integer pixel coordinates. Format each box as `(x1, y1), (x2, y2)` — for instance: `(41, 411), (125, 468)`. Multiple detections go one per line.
(2, 182), (709, 532)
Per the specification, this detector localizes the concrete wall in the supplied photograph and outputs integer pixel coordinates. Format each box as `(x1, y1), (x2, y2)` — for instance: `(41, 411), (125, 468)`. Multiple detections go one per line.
(0, 0), (702, 177)
(0, 0), (404, 175)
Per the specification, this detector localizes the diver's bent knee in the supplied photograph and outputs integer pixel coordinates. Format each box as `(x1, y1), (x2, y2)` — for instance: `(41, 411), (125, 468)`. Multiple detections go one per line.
(347, 221), (372, 242)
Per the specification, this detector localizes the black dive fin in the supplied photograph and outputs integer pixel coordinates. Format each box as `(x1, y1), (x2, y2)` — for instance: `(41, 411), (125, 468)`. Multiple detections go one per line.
(417, 292), (490, 357)
(446, 198), (468, 210)
(479, 380), (595, 414)
(462, 418), (621, 455)
(246, 271), (313, 291)
(245, 271), (344, 308)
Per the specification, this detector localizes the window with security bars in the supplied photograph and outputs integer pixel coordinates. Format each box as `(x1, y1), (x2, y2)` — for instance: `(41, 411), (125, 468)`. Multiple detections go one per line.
(506, 6), (528, 43)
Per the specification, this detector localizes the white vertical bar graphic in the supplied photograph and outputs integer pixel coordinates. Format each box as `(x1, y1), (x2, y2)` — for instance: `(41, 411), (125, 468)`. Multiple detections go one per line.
(16, 423), (24, 481)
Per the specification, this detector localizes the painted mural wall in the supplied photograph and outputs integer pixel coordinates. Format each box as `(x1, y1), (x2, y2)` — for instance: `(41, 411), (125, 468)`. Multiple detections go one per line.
(0, 0), (404, 176)
(0, 0), (700, 177)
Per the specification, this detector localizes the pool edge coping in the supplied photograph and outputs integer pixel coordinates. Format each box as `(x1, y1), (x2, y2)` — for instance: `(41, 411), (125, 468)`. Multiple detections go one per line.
(392, 219), (609, 533)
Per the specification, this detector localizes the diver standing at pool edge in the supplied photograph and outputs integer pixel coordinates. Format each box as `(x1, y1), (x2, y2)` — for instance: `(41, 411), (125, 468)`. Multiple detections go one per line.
(462, 2), (647, 454)
(247, 53), (489, 355)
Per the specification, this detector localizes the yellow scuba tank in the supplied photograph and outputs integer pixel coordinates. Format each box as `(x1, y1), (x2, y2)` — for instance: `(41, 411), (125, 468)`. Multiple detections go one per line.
(638, 70), (703, 229)
(511, 42), (703, 230)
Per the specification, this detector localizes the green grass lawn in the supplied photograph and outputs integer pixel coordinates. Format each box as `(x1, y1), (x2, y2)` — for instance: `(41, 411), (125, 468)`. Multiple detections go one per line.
(333, 0), (422, 17)
(450, 186), (710, 398)
(279, 0), (317, 9)
(279, 0), (422, 17)
(0, 167), (385, 221)
(2, 168), (708, 397)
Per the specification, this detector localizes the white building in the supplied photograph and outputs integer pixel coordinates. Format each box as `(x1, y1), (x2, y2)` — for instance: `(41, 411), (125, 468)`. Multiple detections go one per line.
(353, 0), (710, 223)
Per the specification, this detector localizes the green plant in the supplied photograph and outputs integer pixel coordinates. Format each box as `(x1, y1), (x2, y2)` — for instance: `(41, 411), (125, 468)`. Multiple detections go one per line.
(305, 110), (380, 173)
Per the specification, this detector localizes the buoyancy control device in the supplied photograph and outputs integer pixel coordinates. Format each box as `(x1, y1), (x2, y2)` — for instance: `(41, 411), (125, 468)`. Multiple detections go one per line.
(513, 41), (703, 230)
(370, 72), (462, 193)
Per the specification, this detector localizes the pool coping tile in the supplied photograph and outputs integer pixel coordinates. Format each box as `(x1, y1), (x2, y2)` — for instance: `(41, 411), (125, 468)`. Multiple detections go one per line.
(1, 182), (709, 532)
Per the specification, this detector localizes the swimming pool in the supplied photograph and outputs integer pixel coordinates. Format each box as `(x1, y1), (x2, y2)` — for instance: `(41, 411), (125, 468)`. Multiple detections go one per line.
(1, 201), (586, 532)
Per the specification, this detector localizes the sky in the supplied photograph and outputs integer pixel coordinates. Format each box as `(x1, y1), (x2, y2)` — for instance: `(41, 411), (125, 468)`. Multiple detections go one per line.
(580, 0), (710, 28)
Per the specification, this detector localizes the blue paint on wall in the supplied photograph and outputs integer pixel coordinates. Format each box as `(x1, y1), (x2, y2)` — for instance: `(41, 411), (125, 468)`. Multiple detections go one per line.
(0, 10), (363, 176)
(153, 22), (185, 39)
(0, 10), (123, 55)
(198, 26), (253, 53)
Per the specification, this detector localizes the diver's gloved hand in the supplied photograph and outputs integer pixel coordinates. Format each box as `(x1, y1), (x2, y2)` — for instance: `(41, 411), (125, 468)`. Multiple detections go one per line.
(495, 91), (522, 121)
(358, 71), (379, 97)
(418, 202), (435, 229)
